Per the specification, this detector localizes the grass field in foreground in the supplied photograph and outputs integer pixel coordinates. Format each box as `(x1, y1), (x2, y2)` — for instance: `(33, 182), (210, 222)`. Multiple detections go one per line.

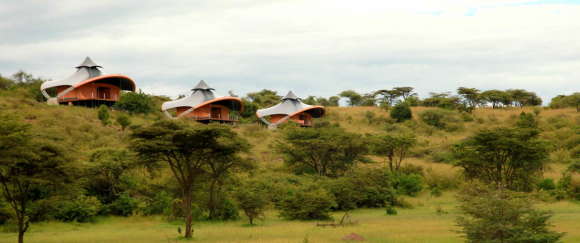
(1, 193), (579, 243)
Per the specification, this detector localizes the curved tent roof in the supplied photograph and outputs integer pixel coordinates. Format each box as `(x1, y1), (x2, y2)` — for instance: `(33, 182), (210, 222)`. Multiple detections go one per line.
(256, 91), (325, 126)
(40, 57), (135, 99)
(161, 80), (242, 118)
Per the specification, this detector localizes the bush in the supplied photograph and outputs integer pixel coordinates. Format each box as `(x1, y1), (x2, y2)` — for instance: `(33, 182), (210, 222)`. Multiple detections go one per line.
(234, 183), (269, 225)
(54, 196), (101, 222)
(278, 186), (336, 220)
(419, 109), (461, 130)
(98, 105), (110, 126)
(385, 205), (397, 215)
(142, 191), (172, 216)
(390, 103), (412, 122)
(209, 198), (239, 221)
(107, 193), (139, 216)
(457, 184), (565, 243)
(516, 112), (538, 128)
(394, 173), (423, 196)
(113, 91), (155, 114)
(537, 178), (556, 191)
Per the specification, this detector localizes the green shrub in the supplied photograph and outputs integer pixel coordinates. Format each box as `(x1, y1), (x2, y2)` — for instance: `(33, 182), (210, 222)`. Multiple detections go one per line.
(142, 191), (172, 216)
(54, 196), (101, 222)
(385, 205), (397, 215)
(278, 186), (336, 220)
(537, 178), (556, 191)
(113, 91), (155, 114)
(390, 103), (412, 122)
(516, 112), (538, 128)
(107, 193), (139, 216)
(209, 198), (240, 221)
(234, 182), (269, 225)
(419, 109), (461, 130)
(98, 105), (110, 126)
(394, 174), (423, 196)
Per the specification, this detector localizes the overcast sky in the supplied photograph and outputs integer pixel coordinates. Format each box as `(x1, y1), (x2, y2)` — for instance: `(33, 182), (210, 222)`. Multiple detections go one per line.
(1, 0), (578, 103)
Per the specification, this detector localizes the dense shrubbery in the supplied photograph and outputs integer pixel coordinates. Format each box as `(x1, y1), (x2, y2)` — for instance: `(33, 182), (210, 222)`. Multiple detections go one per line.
(114, 91), (155, 114)
(390, 102), (412, 122)
(278, 184), (336, 220)
(53, 196), (101, 222)
(418, 109), (463, 131)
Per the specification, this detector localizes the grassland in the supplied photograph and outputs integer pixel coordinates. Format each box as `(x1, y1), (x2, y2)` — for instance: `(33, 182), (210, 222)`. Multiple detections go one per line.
(1, 192), (579, 243)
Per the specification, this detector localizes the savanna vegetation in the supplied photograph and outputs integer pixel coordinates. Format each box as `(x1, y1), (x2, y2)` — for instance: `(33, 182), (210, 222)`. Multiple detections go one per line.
(0, 71), (579, 243)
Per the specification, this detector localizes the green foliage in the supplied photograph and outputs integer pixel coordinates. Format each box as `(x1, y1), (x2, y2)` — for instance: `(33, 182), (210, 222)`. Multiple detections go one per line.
(54, 196), (101, 222)
(456, 184), (565, 243)
(550, 93), (580, 111)
(246, 89), (281, 108)
(107, 193), (139, 216)
(0, 113), (72, 242)
(385, 205), (398, 215)
(130, 121), (251, 238)
(422, 92), (461, 110)
(275, 126), (368, 177)
(234, 179), (269, 225)
(98, 105), (111, 126)
(419, 109), (462, 131)
(115, 114), (131, 131)
(113, 91), (155, 114)
(390, 102), (412, 122)
(516, 112), (538, 128)
(86, 149), (135, 204)
(339, 90), (363, 106)
(537, 178), (556, 191)
(453, 127), (549, 191)
(393, 173), (423, 196)
(142, 191), (173, 216)
(278, 185), (336, 220)
(368, 133), (416, 172)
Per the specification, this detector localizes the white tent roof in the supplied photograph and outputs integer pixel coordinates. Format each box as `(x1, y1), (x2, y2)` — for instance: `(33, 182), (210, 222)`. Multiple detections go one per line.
(40, 57), (102, 92)
(256, 91), (324, 118)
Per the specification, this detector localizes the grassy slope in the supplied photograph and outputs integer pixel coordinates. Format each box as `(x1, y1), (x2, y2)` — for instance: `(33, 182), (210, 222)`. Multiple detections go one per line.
(0, 91), (579, 242)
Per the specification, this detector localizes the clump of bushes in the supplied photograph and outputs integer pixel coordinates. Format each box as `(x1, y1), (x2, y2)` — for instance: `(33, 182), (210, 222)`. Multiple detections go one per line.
(278, 185), (336, 220)
(390, 103), (412, 122)
(418, 109), (463, 131)
(114, 91), (155, 114)
(53, 196), (101, 222)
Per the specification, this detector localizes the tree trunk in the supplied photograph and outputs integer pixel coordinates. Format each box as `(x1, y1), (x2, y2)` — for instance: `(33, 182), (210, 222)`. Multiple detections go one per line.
(208, 180), (218, 219)
(183, 189), (193, 238)
(17, 216), (27, 243)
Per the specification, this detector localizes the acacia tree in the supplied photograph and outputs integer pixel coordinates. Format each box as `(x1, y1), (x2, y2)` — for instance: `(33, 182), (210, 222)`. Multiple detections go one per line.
(339, 90), (363, 106)
(130, 121), (251, 238)
(369, 134), (416, 172)
(275, 126), (369, 177)
(457, 87), (481, 111)
(392, 87), (416, 101)
(0, 115), (71, 243)
(453, 127), (549, 191)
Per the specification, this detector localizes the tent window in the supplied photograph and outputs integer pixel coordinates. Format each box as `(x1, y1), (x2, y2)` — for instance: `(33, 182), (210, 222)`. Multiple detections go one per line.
(97, 87), (111, 99)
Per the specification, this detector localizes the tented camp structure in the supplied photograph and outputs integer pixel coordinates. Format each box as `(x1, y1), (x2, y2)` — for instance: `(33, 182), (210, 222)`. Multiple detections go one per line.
(40, 57), (136, 106)
(161, 80), (243, 123)
(256, 91), (325, 128)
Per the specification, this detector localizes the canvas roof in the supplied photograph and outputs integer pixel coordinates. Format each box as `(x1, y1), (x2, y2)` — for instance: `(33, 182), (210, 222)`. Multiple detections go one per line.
(161, 80), (242, 118)
(256, 91), (324, 118)
(40, 57), (134, 99)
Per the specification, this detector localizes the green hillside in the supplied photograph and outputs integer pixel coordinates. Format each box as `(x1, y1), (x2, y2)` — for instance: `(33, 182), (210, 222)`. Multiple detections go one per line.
(1, 81), (579, 243)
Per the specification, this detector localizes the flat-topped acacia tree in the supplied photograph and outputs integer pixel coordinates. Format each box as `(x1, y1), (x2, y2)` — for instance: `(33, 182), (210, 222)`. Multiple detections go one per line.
(129, 120), (250, 238)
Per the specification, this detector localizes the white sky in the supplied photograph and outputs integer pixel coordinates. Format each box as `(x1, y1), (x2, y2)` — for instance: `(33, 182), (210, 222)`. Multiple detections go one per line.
(0, 0), (578, 103)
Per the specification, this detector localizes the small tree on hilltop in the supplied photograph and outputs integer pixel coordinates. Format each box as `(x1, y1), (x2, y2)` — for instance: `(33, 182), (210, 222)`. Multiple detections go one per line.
(457, 183), (564, 243)
(114, 91), (155, 114)
(0, 114), (72, 243)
